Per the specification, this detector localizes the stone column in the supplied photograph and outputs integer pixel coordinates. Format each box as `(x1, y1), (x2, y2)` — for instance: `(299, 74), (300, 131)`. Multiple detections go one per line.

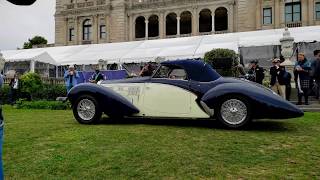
(74, 16), (79, 44)
(279, 1), (285, 27)
(274, 0), (280, 28)
(307, 0), (314, 26)
(93, 15), (99, 43)
(301, 0), (308, 26)
(228, 5), (234, 32)
(145, 19), (149, 40)
(177, 16), (181, 36)
(212, 9), (215, 33)
(255, 1), (261, 30)
(128, 14), (133, 41)
(192, 8), (199, 36)
(78, 17), (82, 44)
(159, 12), (165, 39)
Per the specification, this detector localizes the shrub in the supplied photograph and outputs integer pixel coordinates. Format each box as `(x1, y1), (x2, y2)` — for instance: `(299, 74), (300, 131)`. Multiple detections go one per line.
(0, 85), (11, 104)
(16, 99), (70, 110)
(20, 73), (43, 100)
(204, 48), (238, 77)
(37, 84), (67, 101)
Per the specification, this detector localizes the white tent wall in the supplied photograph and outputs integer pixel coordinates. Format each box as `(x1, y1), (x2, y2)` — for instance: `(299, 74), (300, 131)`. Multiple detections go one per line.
(240, 46), (281, 67)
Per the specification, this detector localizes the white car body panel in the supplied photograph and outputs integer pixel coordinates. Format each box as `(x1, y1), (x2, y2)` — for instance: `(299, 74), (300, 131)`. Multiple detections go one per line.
(101, 83), (209, 118)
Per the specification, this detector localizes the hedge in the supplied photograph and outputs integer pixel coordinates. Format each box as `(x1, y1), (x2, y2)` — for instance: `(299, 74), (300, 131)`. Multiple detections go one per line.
(16, 99), (70, 110)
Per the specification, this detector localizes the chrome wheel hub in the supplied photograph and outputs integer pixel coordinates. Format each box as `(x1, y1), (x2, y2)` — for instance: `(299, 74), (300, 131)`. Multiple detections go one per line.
(220, 99), (247, 125)
(77, 99), (96, 121)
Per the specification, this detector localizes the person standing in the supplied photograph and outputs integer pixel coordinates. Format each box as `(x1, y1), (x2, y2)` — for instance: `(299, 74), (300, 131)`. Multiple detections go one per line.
(283, 67), (292, 101)
(9, 73), (19, 105)
(233, 59), (246, 78)
(270, 58), (286, 99)
(294, 53), (312, 105)
(64, 65), (80, 93)
(247, 60), (265, 84)
(89, 67), (105, 84)
(312, 50), (320, 99)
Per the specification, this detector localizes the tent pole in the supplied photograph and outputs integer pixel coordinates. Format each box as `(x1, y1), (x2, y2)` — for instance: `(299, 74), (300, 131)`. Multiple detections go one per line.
(30, 60), (35, 73)
(56, 65), (59, 78)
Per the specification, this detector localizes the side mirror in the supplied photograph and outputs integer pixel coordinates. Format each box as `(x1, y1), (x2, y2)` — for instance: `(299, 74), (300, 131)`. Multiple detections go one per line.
(6, 0), (36, 5)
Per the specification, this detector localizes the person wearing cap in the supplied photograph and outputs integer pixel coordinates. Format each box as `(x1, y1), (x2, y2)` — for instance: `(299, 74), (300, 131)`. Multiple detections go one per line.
(89, 66), (105, 84)
(294, 53), (312, 105)
(64, 65), (80, 93)
(247, 60), (265, 84)
(270, 58), (286, 99)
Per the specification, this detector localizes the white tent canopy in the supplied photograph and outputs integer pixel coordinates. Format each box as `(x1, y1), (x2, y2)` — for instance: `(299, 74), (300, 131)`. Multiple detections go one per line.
(3, 48), (56, 65)
(2, 26), (320, 66)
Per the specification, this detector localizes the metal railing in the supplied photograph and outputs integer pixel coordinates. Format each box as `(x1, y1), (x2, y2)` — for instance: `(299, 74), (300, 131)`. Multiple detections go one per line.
(286, 22), (302, 28)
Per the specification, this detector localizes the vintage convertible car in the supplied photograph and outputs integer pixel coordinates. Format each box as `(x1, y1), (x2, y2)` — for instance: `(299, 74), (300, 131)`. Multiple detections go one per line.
(68, 60), (304, 128)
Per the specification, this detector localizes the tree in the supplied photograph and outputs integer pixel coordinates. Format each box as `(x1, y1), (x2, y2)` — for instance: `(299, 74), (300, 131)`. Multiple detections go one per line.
(23, 36), (48, 49)
(204, 48), (238, 77)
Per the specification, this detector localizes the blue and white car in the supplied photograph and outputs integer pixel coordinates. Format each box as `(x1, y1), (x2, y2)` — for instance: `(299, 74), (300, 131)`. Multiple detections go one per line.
(68, 60), (303, 129)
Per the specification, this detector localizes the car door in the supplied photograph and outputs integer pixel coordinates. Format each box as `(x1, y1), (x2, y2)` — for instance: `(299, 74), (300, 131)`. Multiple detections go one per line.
(141, 67), (192, 118)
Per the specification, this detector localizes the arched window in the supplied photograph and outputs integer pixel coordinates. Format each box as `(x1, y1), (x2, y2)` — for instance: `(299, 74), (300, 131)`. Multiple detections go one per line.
(83, 19), (92, 40)
(166, 13), (177, 36)
(180, 11), (192, 34)
(199, 9), (212, 33)
(148, 15), (159, 37)
(135, 16), (145, 39)
(215, 7), (228, 31)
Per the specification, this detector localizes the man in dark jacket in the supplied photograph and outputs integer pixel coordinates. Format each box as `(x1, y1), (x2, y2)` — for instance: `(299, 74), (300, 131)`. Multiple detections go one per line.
(89, 67), (105, 84)
(312, 50), (320, 99)
(270, 58), (286, 99)
(247, 60), (265, 84)
(294, 53), (312, 105)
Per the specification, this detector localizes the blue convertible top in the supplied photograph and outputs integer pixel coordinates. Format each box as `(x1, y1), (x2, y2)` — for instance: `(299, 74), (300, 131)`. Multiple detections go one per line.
(161, 59), (221, 82)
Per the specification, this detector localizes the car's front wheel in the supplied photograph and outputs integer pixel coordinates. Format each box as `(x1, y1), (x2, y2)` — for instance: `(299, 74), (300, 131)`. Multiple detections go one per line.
(73, 95), (102, 124)
(216, 95), (252, 129)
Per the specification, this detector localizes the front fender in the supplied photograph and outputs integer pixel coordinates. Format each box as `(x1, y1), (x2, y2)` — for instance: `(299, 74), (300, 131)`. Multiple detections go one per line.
(68, 83), (139, 116)
(201, 83), (303, 119)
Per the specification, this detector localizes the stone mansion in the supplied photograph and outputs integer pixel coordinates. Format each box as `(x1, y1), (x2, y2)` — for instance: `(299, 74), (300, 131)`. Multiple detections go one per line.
(55, 0), (320, 46)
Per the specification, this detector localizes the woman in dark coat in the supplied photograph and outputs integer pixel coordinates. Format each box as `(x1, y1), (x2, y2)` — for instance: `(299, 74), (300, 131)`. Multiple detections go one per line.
(294, 53), (312, 105)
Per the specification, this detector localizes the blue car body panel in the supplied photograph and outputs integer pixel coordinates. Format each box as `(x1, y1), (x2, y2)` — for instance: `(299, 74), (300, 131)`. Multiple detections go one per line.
(68, 83), (139, 116)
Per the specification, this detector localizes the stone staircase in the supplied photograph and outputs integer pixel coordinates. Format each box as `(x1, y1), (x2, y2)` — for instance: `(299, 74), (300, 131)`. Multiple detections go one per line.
(289, 88), (320, 112)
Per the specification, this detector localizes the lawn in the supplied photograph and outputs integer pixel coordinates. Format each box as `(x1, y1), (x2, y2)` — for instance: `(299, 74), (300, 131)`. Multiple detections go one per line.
(2, 106), (320, 179)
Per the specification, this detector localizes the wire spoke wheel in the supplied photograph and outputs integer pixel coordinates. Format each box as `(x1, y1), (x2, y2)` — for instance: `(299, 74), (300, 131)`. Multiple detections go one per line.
(220, 99), (248, 125)
(77, 99), (96, 121)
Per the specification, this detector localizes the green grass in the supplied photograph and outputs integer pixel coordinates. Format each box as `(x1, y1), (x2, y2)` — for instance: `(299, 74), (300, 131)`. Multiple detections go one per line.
(2, 106), (320, 179)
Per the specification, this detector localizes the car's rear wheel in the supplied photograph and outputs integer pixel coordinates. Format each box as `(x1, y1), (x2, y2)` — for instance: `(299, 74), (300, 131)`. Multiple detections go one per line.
(73, 95), (102, 124)
(216, 95), (252, 129)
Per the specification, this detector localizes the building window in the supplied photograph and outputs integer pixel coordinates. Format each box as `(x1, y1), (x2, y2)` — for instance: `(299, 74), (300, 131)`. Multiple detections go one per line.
(285, 2), (301, 22)
(100, 25), (106, 39)
(69, 28), (75, 41)
(83, 19), (92, 41)
(214, 7), (228, 31)
(263, 8), (272, 25)
(316, 2), (320, 20)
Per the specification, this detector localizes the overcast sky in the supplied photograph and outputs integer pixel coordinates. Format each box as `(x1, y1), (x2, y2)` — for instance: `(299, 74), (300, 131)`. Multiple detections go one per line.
(0, 0), (55, 50)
